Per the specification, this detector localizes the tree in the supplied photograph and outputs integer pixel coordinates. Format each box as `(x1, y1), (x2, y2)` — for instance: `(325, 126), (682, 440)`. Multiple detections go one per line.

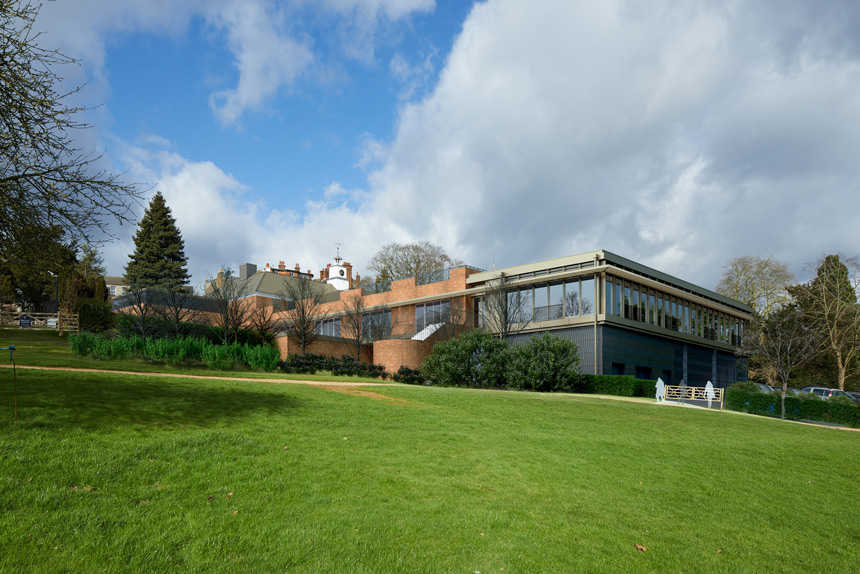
(480, 273), (531, 339)
(716, 256), (794, 317)
(340, 292), (367, 360)
(368, 241), (462, 282)
(247, 303), (276, 343)
(124, 192), (190, 290)
(281, 278), (330, 355)
(0, 1), (141, 262)
(206, 268), (253, 345)
(76, 244), (106, 280)
(738, 304), (820, 419)
(789, 254), (860, 390)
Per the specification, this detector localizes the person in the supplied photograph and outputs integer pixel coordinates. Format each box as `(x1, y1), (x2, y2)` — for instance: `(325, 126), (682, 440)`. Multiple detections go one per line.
(705, 380), (715, 408)
(655, 377), (665, 402)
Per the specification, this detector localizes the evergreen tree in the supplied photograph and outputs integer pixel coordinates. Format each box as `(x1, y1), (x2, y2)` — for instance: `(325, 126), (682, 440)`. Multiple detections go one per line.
(124, 192), (190, 290)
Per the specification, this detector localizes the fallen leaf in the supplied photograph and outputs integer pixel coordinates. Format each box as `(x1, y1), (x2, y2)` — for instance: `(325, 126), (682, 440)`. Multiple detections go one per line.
(232, 510), (239, 515)
(226, 492), (233, 498)
(284, 446), (289, 450)
(208, 495), (213, 501)
(635, 544), (647, 552)
(717, 549), (723, 554)
(155, 482), (165, 490)
(487, 488), (495, 491)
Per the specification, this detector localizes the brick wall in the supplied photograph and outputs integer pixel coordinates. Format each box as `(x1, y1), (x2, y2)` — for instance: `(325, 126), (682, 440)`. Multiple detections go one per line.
(372, 339), (433, 373)
(275, 335), (373, 363)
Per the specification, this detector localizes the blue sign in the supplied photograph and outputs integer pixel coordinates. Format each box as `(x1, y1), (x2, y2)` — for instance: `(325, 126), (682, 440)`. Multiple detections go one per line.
(18, 316), (31, 328)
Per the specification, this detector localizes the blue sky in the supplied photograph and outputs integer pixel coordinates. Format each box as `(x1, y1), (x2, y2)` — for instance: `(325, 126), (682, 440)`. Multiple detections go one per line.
(32, 0), (860, 289)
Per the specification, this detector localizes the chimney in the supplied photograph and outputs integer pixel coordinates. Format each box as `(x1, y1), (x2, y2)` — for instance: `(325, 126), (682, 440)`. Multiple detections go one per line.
(295, 263), (300, 271)
(239, 263), (257, 280)
(278, 260), (285, 270)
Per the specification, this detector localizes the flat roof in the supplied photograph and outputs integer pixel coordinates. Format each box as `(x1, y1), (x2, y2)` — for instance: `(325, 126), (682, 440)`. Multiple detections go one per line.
(466, 249), (753, 314)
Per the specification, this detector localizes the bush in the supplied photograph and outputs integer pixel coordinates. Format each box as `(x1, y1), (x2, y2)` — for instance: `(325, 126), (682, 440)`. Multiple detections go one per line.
(278, 354), (387, 379)
(726, 385), (860, 427)
(243, 344), (280, 372)
(201, 342), (244, 371)
(422, 329), (509, 388)
(76, 298), (115, 333)
(505, 333), (582, 392)
(392, 366), (424, 385)
(575, 374), (650, 397)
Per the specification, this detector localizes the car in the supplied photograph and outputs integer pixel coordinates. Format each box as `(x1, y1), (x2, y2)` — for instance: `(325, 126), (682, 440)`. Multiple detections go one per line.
(800, 387), (854, 400)
(770, 387), (802, 396)
(846, 392), (860, 402)
(752, 383), (774, 393)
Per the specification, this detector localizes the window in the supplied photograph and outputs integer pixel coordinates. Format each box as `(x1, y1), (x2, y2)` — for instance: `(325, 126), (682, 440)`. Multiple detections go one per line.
(565, 278), (580, 317)
(533, 284), (549, 321)
(635, 366), (652, 380)
(315, 318), (340, 337)
(615, 282), (623, 316)
(109, 285), (116, 296)
(605, 277), (614, 315)
(580, 275), (594, 316)
(662, 370), (672, 385)
(549, 282), (564, 319)
(362, 309), (391, 342)
(415, 300), (450, 332)
(612, 362), (625, 376)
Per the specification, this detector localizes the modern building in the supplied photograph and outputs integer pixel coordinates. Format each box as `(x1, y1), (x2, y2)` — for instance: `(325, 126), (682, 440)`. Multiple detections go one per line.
(227, 249), (751, 388)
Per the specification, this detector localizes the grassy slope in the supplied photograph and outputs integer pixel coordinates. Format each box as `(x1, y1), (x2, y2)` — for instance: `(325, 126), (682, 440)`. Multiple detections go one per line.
(0, 327), (379, 382)
(1, 365), (858, 573)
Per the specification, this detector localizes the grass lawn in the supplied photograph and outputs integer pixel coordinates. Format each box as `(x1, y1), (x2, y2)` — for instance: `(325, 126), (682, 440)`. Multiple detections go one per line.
(0, 327), (379, 383)
(1, 361), (858, 572)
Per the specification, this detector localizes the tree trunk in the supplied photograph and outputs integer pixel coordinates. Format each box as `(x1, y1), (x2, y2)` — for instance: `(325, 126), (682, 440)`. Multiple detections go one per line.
(836, 349), (846, 390)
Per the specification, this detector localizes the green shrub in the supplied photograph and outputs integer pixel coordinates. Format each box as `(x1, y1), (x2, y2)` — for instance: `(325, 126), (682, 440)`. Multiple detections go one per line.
(68, 332), (98, 357)
(243, 344), (280, 372)
(201, 342), (244, 371)
(575, 374), (649, 397)
(506, 333), (582, 392)
(392, 366), (424, 385)
(278, 354), (387, 378)
(76, 298), (115, 333)
(725, 386), (860, 427)
(422, 329), (509, 388)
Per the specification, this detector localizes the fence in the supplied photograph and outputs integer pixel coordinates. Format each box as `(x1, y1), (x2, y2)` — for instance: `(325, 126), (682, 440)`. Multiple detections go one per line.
(0, 312), (79, 334)
(664, 385), (723, 408)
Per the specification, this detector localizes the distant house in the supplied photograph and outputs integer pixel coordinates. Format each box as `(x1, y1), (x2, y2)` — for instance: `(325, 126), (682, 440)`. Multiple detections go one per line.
(104, 276), (131, 298)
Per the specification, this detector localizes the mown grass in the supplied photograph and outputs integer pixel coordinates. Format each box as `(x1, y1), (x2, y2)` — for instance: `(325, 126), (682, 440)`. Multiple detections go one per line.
(0, 327), (380, 382)
(1, 364), (858, 573)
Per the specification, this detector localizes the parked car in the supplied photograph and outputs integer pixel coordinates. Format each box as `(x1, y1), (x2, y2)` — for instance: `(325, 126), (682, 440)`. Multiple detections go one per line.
(770, 387), (802, 396)
(846, 391), (860, 402)
(800, 387), (853, 400)
(753, 383), (774, 393)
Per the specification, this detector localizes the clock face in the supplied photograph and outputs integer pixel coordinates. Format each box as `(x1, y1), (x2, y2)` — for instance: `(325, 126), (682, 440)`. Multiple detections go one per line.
(339, 269), (345, 276)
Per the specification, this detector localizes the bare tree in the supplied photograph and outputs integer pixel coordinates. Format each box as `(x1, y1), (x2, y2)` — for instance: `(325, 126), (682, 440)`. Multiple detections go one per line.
(716, 256), (794, 317)
(248, 303), (276, 342)
(789, 254), (860, 390)
(340, 292), (366, 360)
(155, 287), (202, 338)
(281, 278), (330, 355)
(114, 283), (160, 341)
(368, 241), (462, 282)
(432, 298), (472, 341)
(0, 1), (142, 261)
(206, 268), (253, 345)
(738, 304), (820, 419)
(480, 273), (530, 339)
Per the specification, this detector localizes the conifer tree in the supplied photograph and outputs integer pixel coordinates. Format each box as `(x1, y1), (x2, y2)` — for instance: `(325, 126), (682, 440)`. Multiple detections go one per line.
(124, 192), (190, 290)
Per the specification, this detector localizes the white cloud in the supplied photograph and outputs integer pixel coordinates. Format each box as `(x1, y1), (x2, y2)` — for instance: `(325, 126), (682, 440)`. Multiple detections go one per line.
(354, 0), (860, 287)
(207, 1), (313, 127)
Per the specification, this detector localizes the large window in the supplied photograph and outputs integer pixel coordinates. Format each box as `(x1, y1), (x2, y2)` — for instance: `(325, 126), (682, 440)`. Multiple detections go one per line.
(315, 317), (340, 337)
(362, 309), (391, 342)
(415, 300), (450, 332)
(549, 282), (564, 319)
(580, 275), (594, 316)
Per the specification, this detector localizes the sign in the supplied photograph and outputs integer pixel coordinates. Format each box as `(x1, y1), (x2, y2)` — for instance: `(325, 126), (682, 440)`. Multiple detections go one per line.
(18, 316), (32, 327)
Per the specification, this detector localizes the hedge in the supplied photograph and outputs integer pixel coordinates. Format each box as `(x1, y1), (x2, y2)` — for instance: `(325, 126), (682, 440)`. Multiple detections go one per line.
(68, 332), (280, 372)
(575, 374), (652, 397)
(278, 354), (388, 379)
(725, 387), (860, 427)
